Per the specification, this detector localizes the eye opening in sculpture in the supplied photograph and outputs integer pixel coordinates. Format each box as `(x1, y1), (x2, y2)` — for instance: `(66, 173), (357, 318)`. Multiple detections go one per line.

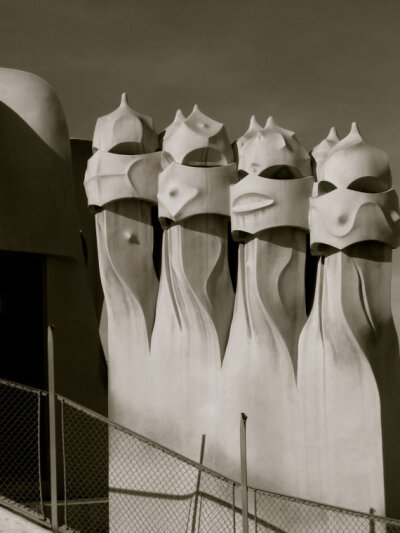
(182, 148), (227, 167)
(259, 165), (303, 180)
(347, 176), (389, 193)
(238, 169), (248, 180)
(318, 180), (337, 196)
(109, 142), (144, 155)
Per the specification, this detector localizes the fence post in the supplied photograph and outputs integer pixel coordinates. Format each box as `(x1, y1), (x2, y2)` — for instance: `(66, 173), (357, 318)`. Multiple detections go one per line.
(369, 507), (376, 533)
(48, 325), (58, 531)
(240, 413), (249, 533)
(191, 434), (206, 533)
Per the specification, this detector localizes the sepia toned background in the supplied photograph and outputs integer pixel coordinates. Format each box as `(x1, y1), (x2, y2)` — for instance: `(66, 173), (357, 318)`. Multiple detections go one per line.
(2, 0), (400, 331)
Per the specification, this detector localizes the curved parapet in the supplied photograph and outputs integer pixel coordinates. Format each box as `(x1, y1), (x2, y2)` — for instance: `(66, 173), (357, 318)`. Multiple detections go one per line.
(0, 68), (81, 258)
(0, 68), (106, 412)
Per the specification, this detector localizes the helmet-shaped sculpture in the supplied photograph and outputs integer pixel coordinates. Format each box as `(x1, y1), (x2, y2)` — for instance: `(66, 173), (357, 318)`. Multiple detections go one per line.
(238, 116), (311, 178)
(230, 116), (314, 240)
(310, 122), (400, 253)
(85, 93), (161, 210)
(162, 104), (234, 167)
(0, 68), (105, 410)
(0, 68), (80, 256)
(158, 105), (237, 226)
(92, 92), (159, 155)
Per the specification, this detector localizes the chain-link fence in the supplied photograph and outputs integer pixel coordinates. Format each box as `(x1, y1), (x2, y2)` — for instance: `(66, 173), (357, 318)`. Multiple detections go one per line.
(0, 378), (48, 524)
(60, 396), (237, 533)
(252, 488), (400, 533)
(2, 377), (400, 532)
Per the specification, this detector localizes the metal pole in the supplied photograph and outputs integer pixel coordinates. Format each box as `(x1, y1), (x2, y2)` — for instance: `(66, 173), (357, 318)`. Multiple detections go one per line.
(191, 434), (206, 533)
(48, 325), (58, 531)
(240, 412), (249, 533)
(369, 507), (376, 533)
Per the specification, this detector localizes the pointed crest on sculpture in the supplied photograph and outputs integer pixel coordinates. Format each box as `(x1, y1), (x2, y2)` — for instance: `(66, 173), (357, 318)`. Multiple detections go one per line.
(309, 122), (399, 252)
(162, 104), (234, 167)
(92, 92), (159, 154)
(238, 116), (311, 178)
(320, 122), (392, 189)
(236, 115), (262, 155)
(163, 109), (185, 141)
(311, 127), (340, 178)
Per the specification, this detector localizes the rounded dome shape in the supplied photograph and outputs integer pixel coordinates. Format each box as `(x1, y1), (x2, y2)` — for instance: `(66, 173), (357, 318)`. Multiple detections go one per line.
(0, 67), (80, 258)
(239, 117), (311, 177)
(0, 67), (71, 161)
(92, 93), (159, 154)
(320, 123), (391, 189)
(162, 105), (234, 166)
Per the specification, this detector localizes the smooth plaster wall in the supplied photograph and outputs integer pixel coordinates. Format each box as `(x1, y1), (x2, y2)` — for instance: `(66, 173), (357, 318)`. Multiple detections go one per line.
(0, 68), (106, 414)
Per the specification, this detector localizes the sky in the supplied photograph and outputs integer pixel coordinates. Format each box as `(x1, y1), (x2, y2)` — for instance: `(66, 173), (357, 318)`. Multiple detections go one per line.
(2, 0), (400, 328)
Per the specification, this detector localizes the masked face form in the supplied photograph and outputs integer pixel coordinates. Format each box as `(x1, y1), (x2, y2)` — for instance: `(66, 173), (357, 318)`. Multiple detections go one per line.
(150, 106), (236, 479)
(309, 122), (400, 254)
(85, 94), (163, 532)
(162, 104), (234, 167)
(85, 93), (161, 210)
(231, 116), (313, 240)
(157, 105), (237, 227)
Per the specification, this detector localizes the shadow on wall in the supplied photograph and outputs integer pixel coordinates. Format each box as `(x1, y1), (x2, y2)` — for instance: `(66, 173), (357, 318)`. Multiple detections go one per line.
(337, 243), (400, 520)
(0, 101), (107, 415)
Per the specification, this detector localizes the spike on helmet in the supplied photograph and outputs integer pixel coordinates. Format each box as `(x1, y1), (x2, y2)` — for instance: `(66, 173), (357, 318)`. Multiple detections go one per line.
(162, 104), (234, 167)
(92, 93), (159, 154)
(239, 117), (311, 177)
(320, 122), (392, 189)
(236, 115), (263, 155)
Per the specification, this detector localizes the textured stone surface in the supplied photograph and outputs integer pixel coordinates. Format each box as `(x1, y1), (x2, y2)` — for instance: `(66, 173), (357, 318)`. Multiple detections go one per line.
(0, 508), (47, 533)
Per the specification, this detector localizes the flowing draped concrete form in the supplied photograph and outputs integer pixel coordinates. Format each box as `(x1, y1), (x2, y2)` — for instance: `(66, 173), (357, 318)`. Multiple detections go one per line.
(85, 95), (162, 533)
(150, 106), (237, 459)
(298, 123), (400, 516)
(0, 68), (106, 413)
(206, 117), (313, 496)
(84, 93), (160, 431)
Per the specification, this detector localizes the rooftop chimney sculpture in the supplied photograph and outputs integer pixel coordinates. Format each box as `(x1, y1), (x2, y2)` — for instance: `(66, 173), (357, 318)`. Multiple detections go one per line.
(206, 117), (313, 499)
(298, 122), (400, 517)
(84, 97), (400, 522)
(151, 105), (237, 459)
(84, 93), (161, 431)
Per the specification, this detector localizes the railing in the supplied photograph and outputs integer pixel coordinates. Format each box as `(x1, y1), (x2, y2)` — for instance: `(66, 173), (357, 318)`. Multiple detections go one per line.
(0, 378), (49, 528)
(1, 376), (400, 532)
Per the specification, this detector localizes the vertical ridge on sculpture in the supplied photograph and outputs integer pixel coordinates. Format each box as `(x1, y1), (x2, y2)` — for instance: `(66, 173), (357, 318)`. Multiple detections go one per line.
(150, 105), (237, 459)
(206, 116), (313, 499)
(84, 93), (160, 429)
(298, 122), (400, 516)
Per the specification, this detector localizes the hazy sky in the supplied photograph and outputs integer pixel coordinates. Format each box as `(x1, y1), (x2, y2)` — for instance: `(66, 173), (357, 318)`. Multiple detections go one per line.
(2, 0), (400, 326)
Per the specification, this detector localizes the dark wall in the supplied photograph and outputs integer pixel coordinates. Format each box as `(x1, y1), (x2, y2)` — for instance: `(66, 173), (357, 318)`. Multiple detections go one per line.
(70, 139), (104, 322)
